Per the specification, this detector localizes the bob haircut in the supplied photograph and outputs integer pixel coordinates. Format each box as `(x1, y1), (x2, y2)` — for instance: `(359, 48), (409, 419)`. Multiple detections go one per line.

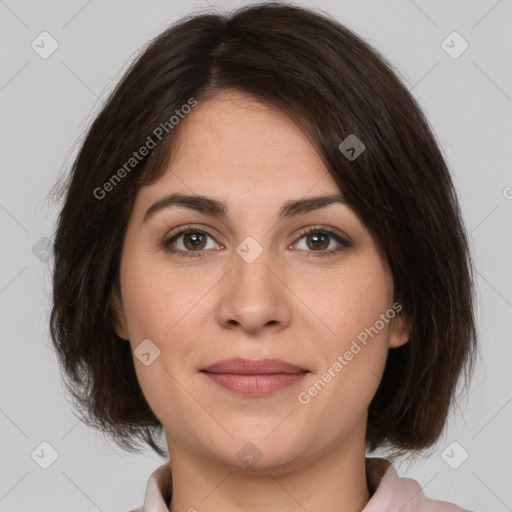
(50, 1), (476, 458)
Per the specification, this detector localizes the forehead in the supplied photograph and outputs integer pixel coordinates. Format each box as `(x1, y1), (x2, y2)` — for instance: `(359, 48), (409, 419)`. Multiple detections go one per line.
(136, 91), (341, 208)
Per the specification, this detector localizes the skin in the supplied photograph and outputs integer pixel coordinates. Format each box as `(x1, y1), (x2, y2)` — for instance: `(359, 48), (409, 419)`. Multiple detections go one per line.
(113, 90), (409, 512)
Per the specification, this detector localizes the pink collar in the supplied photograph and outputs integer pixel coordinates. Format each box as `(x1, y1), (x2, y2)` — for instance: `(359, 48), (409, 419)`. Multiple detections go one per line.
(131, 457), (468, 511)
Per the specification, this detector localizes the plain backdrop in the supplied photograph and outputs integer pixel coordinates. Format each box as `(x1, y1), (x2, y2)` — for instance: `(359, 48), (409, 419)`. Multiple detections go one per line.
(1, 0), (511, 510)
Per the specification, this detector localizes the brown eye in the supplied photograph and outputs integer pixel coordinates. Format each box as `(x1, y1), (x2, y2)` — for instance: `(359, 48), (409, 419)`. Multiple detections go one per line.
(293, 226), (351, 258)
(182, 232), (207, 250)
(305, 232), (330, 251)
(164, 227), (221, 258)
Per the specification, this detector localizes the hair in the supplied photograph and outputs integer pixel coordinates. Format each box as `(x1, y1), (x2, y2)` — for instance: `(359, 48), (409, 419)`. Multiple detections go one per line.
(49, 1), (476, 458)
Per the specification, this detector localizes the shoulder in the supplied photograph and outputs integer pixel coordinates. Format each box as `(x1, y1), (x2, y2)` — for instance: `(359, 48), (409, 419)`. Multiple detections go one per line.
(364, 458), (470, 512)
(129, 462), (173, 512)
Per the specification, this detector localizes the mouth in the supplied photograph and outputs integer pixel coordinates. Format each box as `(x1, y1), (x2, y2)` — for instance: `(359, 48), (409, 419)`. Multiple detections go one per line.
(200, 358), (309, 396)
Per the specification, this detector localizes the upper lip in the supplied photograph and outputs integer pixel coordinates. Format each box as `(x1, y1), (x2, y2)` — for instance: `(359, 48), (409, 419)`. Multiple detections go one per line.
(201, 358), (308, 374)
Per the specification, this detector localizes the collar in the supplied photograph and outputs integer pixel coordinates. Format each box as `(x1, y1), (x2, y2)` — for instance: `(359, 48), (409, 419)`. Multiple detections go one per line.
(132, 457), (467, 511)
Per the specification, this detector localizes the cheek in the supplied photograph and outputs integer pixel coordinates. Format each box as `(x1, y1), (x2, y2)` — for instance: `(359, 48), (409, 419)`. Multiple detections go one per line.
(120, 254), (216, 396)
(121, 253), (209, 342)
(312, 256), (394, 344)
(119, 257), (203, 422)
(302, 256), (393, 405)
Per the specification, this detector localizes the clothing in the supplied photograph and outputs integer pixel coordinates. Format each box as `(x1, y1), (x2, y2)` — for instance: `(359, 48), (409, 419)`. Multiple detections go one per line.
(130, 457), (469, 512)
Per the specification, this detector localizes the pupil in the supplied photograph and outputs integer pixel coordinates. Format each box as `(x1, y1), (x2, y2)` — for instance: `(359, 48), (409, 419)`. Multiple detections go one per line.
(309, 233), (327, 250)
(185, 233), (204, 249)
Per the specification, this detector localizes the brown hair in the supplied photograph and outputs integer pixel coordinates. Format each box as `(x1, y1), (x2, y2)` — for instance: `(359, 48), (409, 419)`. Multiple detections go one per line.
(49, 1), (476, 458)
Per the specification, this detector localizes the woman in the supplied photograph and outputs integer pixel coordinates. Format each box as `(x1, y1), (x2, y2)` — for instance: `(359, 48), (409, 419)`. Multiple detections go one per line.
(49, 2), (476, 511)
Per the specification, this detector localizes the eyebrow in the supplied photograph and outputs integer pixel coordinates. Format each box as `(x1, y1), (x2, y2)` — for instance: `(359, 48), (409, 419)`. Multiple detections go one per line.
(142, 192), (346, 224)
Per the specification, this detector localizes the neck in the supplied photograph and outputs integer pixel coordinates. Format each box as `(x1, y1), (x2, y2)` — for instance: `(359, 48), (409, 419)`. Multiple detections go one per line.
(166, 425), (370, 512)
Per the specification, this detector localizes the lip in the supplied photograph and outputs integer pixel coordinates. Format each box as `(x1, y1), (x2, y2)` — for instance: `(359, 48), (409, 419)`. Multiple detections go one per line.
(201, 358), (308, 396)
(202, 357), (307, 374)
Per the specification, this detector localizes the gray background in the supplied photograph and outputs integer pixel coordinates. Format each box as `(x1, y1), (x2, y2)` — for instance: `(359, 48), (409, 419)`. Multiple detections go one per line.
(1, 0), (511, 510)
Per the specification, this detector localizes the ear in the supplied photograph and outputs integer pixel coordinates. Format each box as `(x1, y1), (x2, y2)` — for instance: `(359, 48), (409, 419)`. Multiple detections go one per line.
(389, 306), (410, 349)
(111, 288), (130, 340)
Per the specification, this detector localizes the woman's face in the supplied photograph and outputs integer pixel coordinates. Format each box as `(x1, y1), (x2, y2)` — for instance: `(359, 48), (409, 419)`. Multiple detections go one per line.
(114, 90), (408, 471)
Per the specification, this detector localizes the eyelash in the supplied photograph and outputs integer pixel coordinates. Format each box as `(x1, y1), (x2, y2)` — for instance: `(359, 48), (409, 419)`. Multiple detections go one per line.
(162, 224), (351, 259)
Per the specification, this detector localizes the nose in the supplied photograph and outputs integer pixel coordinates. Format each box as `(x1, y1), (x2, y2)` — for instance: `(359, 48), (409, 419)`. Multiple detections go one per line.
(215, 241), (292, 336)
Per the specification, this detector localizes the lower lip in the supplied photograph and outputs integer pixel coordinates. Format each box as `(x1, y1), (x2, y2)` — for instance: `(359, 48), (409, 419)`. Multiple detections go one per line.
(202, 372), (307, 396)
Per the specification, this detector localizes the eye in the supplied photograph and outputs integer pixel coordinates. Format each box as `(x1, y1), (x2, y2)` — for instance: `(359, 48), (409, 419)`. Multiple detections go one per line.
(291, 226), (351, 258)
(163, 226), (222, 258)
(163, 224), (351, 259)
